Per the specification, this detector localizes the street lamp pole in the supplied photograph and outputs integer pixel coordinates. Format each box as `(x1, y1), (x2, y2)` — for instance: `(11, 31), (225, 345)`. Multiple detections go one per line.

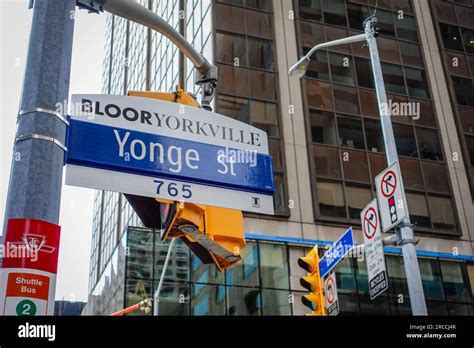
(363, 16), (427, 315)
(289, 16), (427, 315)
(95, 0), (218, 110)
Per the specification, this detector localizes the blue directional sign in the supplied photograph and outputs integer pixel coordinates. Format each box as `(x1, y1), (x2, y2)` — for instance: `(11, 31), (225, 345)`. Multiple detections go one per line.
(319, 227), (355, 278)
(66, 119), (274, 195)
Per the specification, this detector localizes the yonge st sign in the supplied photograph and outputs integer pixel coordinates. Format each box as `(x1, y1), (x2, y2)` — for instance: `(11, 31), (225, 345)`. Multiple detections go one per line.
(65, 95), (275, 214)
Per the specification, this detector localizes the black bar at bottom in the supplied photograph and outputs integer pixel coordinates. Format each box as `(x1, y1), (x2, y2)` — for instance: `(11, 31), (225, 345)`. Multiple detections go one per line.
(0, 316), (472, 346)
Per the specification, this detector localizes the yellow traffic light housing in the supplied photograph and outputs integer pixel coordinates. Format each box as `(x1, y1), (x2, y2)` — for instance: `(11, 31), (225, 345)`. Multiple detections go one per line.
(157, 199), (245, 271)
(128, 88), (200, 108)
(298, 247), (326, 316)
(125, 86), (246, 271)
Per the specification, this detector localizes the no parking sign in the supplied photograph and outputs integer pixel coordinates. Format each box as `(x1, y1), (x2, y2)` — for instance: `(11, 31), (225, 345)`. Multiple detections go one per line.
(324, 272), (339, 316)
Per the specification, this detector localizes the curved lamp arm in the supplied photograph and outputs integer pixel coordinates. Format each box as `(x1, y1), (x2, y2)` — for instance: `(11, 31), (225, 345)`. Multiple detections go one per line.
(96, 0), (217, 109)
(289, 33), (367, 78)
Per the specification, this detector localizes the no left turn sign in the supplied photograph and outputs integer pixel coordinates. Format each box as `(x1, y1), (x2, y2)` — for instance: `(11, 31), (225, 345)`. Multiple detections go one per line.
(380, 170), (397, 198)
(363, 207), (378, 240)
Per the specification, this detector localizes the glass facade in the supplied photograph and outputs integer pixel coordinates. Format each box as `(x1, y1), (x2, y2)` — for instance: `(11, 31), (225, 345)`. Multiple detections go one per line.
(430, 0), (474, 194)
(213, 0), (289, 215)
(83, 227), (474, 316)
(295, 0), (459, 235)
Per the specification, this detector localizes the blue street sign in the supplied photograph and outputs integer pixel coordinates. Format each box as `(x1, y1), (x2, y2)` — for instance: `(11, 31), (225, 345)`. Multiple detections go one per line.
(65, 119), (275, 195)
(319, 227), (355, 278)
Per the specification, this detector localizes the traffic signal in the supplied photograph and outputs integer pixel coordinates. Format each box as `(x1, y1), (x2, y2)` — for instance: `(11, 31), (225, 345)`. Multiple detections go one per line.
(157, 199), (246, 271)
(298, 246), (326, 316)
(124, 86), (246, 271)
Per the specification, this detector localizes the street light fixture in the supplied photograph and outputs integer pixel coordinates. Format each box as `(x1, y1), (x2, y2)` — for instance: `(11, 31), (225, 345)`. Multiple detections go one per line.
(288, 33), (367, 78)
(289, 16), (428, 316)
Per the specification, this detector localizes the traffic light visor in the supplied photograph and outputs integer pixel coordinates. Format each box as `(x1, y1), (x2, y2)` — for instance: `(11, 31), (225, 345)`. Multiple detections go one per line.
(301, 293), (319, 311)
(298, 253), (317, 273)
(300, 274), (319, 292)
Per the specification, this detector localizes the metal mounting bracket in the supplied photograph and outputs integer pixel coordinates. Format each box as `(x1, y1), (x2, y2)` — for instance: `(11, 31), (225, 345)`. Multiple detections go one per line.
(15, 134), (68, 153)
(195, 65), (218, 111)
(18, 107), (70, 126)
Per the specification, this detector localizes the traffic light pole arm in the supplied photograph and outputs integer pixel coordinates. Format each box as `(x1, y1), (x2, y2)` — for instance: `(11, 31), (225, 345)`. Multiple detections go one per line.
(95, 0), (218, 110)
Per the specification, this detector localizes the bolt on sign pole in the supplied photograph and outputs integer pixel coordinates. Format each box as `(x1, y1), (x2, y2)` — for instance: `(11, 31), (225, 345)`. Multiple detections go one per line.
(364, 17), (427, 315)
(1, 0), (76, 315)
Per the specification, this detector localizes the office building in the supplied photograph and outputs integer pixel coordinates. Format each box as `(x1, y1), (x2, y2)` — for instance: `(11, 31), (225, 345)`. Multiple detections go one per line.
(82, 0), (474, 316)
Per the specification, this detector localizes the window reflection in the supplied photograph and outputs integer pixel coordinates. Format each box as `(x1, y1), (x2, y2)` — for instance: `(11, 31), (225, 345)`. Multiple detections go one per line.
(314, 146), (342, 178)
(191, 284), (226, 315)
(317, 181), (346, 218)
(125, 279), (152, 316)
(338, 116), (365, 149)
(191, 253), (225, 285)
(306, 79), (334, 110)
(394, 124), (418, 157)
(217, 95), (250, 123)
(311, 110), (338, 145)
(365, 119), (385, 153)
(262, 289), (292, 315)
(346, 185), (372, 219)
(440, 261), (471, 302)
(406, 192), (431, 228)
(259, 243), (290, 289)
(428, 196), (456, 230)
(248, 38), (274, 70)
(419, 258), (445, 300)
(216, 32), (246, 66)
(226, 242), (259, 287)
(227, 287), (261, 315)
(329, 52), (354, 85)
(157, 282), (190, 316)
(336, 257), (356, 293)
(323, 0), (347, 26)
(343, 151), (370, 183)
(127, 229), (153, 280)
(299, 0), (323, 22)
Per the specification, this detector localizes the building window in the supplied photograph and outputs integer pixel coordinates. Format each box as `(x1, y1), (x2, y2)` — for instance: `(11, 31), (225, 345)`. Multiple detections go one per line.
(311, 110), (338, 145)
(259, 243), (290, 289)
(316, 181), (346, 218)
(227, 287), (262, 315)
(337, 116), (365, 149)
(314, 146), (342, 178)
(440, 261), (471, 302)
(191, 284), (227, 315)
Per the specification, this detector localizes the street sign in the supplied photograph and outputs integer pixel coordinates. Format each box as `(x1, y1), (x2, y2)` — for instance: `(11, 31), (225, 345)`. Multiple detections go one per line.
(65, 94), (274, 214)
(361, 199), (388, 300)
(319, 227), (355, 278)
(0, 219), (60, 316)
(375, 162), (407, 231)
(324, 272), (339, 316)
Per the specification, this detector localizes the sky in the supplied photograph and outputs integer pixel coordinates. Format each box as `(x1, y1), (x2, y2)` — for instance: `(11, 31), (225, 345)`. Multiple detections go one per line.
(0, 0), (107, 302)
